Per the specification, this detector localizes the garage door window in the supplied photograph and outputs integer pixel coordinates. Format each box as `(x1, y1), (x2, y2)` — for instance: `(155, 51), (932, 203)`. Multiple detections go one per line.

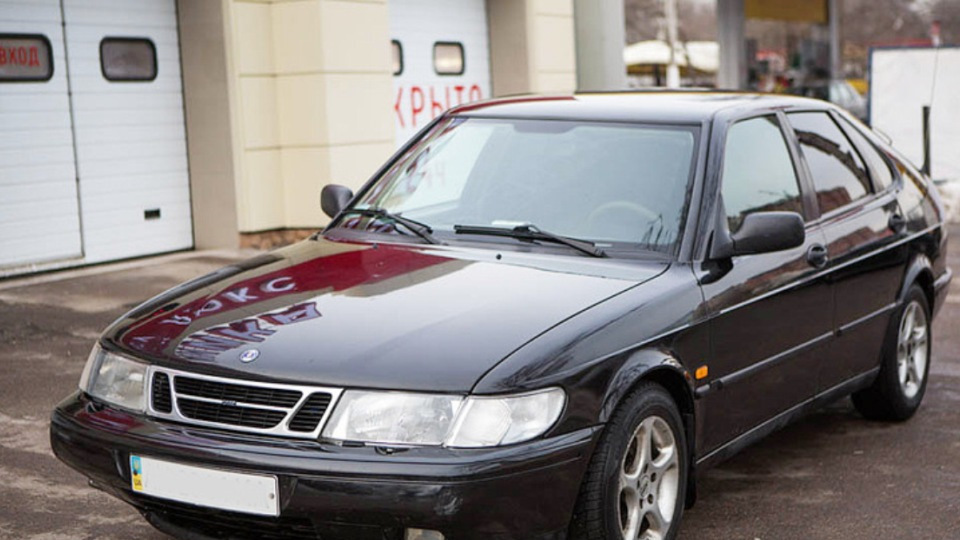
(100, 38), (156, 82)
(0, 34), (53, 82)
(392, 40), (403, 76)
(433, 42), (464, 75)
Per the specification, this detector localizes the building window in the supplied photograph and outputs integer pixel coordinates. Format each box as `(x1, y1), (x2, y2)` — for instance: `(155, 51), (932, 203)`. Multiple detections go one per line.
(100, 38), (157, 82)
(0, 34), (53, 82)
(391, 40), (403, 76)
(433, 42), (464, 75)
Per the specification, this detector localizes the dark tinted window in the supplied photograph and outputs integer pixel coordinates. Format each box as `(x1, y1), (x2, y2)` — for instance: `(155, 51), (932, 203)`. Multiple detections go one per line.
(788, 112), (870, 214)
(837, 117), (894, 190)
(721, 116), (803, 232)
(100, 38), (156, 81)
(0, 34), (53, 82)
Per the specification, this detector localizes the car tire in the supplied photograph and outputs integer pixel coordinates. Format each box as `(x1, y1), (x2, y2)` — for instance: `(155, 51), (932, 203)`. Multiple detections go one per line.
(852, 285), (931, 421)
(570, 382), (688, 540)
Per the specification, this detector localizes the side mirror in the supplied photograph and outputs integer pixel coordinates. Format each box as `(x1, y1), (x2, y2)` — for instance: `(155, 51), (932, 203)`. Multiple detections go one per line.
(320, 184), (354, 219)
(712, 211), (805, 258)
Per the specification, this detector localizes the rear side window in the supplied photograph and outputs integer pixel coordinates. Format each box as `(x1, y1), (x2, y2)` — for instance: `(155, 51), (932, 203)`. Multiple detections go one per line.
(721, 116), (804, 233)
(100, 38), (156, 81)
(0, 34), (53, 82)
(788, 111), (871, 214)
(836, 117), (894, 190)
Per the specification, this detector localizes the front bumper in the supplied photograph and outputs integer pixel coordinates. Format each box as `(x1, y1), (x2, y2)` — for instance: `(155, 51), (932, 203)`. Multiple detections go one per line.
(50, 392), (600, 540)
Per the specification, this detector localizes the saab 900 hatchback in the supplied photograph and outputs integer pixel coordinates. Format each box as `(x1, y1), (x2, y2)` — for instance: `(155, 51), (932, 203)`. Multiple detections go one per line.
(51, 92), (951, 540)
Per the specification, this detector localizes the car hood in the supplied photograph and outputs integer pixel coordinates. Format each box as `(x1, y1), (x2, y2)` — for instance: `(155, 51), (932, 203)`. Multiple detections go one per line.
(104, 238), (667, 392)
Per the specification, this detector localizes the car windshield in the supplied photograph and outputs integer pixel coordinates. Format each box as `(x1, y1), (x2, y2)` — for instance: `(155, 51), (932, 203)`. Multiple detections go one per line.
(338, 117), (698, 254)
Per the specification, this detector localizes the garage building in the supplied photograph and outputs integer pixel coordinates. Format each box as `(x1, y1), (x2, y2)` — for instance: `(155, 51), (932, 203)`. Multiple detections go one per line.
(1, 0), (579, 276)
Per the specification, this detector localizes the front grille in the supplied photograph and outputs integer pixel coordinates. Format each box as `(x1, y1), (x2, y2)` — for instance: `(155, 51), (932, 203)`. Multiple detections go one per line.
(151, 372), (172, 413)
(178, 398), (287, 429)
(288, 393), (333, 432)
(174, 376), (302, 407)
(147, 368), (342, 439)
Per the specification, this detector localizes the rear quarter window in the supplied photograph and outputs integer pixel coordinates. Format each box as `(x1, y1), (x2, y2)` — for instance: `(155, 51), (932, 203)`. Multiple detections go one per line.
(836, 116), (894, 191)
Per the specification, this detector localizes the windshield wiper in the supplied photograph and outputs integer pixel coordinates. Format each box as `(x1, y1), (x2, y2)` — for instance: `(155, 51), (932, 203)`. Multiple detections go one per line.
(340, 207), (441, 245)
(453, 224), (606, 258)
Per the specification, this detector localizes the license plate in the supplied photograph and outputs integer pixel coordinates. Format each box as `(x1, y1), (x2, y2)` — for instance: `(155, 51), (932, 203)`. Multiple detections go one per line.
(130, 455), (279, 516)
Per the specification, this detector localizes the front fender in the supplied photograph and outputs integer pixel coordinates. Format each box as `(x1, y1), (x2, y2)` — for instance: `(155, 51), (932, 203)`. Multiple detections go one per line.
(598, 349), (694, 424)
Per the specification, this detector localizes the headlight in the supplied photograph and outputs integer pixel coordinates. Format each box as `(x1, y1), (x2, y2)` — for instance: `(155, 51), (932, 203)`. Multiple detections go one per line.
(446, 388), (566, 447)
(322, 387), (565, 448)
(79, 345), (148, 412)
(322, 391), (463, 446)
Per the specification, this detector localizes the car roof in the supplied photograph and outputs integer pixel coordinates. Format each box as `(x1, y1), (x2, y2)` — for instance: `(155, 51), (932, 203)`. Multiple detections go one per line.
(451, 90), (831, 124)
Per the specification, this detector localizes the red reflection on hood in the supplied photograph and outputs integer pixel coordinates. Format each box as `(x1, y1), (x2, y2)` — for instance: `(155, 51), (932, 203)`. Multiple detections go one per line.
(118, 244), (450, 358)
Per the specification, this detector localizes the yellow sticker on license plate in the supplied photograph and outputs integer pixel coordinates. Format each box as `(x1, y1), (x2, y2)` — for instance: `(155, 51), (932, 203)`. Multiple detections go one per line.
(130, 455), (144, 492)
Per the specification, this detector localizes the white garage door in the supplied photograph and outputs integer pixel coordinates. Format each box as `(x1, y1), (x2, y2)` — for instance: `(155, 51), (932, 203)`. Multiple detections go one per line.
(390, 0), (491, 146)
(63, 0), (192, 264)
(0, 0), (84, 268)
(0, 0), (192, 274)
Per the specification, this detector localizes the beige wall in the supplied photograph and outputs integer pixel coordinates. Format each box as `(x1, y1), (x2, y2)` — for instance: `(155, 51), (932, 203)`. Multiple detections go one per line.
(183, 0), (578, 242)
(178, 0), (240, 248)
(224, 0), (395, 233)
(488, 0), (577, 96)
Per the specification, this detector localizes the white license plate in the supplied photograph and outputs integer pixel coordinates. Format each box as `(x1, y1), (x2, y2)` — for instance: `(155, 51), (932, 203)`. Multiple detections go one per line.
(130, 455), (279, 516)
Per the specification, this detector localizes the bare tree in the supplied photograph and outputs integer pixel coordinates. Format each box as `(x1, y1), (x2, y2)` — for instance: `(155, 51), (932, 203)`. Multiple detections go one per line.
(624, 0), (663, 44)
(929, 0), (960, 44)
(624, 0), (717, 44)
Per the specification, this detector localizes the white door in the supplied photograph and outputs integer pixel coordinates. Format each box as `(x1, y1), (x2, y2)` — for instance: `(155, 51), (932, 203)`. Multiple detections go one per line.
(390, 0), (491, 146)
(63, 0), (192, 264)
(0, 0), (84, 268)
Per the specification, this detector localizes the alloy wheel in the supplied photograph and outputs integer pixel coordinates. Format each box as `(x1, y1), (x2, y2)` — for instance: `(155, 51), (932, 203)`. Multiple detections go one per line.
(897, 300), (929, 399)
(617, 415), (680, 540)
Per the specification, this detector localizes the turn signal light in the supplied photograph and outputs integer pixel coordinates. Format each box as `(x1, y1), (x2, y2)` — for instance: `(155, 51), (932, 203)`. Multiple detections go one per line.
(695, 365), (709, 380)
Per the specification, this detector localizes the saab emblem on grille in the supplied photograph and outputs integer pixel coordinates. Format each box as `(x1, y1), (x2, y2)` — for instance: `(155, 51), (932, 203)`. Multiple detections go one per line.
(239, 349), (260, 363)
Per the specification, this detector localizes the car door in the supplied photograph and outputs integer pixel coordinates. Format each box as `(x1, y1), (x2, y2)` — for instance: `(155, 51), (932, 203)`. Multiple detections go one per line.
(698, 113), (832, 454)
(784, 110), (907, 390)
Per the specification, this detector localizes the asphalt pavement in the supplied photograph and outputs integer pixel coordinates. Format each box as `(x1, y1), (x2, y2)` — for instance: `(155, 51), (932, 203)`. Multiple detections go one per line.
(0, 232), (957, 540)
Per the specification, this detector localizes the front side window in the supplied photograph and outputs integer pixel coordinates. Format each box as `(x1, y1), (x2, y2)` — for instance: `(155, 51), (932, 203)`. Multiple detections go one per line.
(0, 34), (53, 82)
(100, 38), (156, 81)
(788, 111), (871, 214)
(721, 116), (804, 233)
(342, 118), (699, 254)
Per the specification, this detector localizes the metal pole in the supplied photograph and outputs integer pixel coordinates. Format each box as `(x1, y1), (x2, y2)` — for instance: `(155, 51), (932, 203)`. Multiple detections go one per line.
(573, 0), (628, 91)
(922, 105), (932, 177)
(665, 0), (680, 88)
(828, 0), (841, 80)
(716, 0), (745, 89)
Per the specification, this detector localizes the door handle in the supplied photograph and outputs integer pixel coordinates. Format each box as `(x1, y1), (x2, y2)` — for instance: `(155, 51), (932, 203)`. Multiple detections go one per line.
(806, 244), (829, 268)
(889, 213), (906, 233)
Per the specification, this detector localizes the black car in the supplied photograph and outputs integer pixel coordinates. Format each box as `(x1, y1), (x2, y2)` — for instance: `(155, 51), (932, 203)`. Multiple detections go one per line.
(51, 92), (951, 540)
